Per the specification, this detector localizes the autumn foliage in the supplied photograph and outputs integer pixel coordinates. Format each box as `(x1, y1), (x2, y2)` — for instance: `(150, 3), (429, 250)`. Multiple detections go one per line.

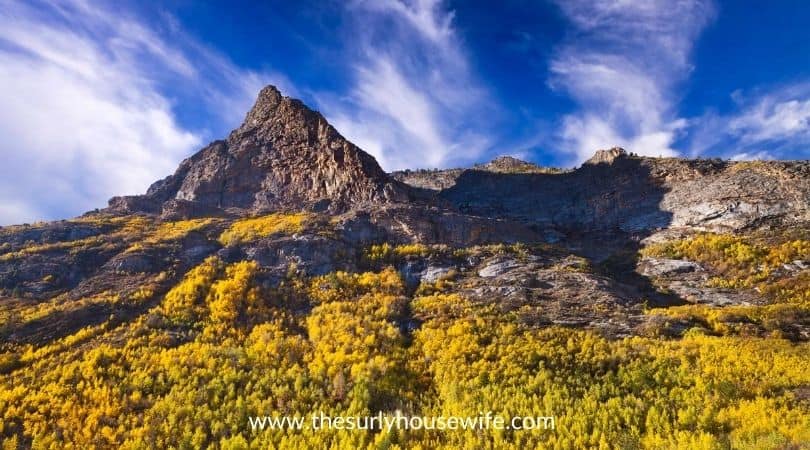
(0, 249), (806, 449)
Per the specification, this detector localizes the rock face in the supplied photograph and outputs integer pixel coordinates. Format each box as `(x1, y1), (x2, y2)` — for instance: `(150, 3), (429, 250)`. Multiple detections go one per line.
(584, 147), (627, 165)
(478, 257), (522, 277)
(109, 85), (408, 217)
(439, 154), (674, 233)
(661, 161), (810, 230)
(637, 258), (701, 277)
(436, 153), (810, 233)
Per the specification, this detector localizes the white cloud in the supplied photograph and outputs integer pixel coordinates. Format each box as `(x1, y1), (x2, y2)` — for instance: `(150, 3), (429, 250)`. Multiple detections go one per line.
(729, 151), (774, 161)
(688, 83), (810, 159)
(354, 59), (447, 167)
(316, 0), (494, 170)
(0, 0), (287, 224)
(729, 93), (810, 145)
(549, 0), (715, 162)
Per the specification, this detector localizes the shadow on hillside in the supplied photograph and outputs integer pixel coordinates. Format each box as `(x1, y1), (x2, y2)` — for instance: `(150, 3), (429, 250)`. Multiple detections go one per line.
(439, 155), (684, 307)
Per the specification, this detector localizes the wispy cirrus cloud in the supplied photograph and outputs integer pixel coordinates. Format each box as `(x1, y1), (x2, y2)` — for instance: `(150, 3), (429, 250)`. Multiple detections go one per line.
(0, 0), (288, 224)
(317, 0), (495, 170)
(688, 82), (810, 160)
(548, 0), (715, 162)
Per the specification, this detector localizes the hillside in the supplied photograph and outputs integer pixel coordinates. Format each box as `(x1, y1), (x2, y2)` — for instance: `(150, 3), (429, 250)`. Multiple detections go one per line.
(0, 86), (808, 449)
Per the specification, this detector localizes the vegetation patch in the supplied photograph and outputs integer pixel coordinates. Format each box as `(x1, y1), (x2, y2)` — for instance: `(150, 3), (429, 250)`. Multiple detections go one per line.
(0, 261), (808, 449)
(643, 233), (810, 338)
(218, 213), (312, 246)
(364, 242), (537, 265)
(365, 242), (435, 262)
(128, 218), (217, 252)
(642, 233), (809, 289)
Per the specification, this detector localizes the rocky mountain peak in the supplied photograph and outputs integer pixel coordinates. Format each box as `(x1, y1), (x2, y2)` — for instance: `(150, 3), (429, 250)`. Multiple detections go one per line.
(243, 84), (284, 125)
(233, 85), (288, 136)
(233, 85), (321, 140)
(109, 85), (408, 218)
(584, 147), (628, 165)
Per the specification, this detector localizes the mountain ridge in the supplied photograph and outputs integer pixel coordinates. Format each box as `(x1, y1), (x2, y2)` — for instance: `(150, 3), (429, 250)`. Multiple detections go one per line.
(108, 85), (409, 219)
(1, 85), (808, 337)
(103, 84), (810, 237)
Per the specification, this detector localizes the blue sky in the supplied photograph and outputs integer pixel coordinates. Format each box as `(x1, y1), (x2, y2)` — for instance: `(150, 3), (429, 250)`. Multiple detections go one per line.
(0, 0), (808, 224)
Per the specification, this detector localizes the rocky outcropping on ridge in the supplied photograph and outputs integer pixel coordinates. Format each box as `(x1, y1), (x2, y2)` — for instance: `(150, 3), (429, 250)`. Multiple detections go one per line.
(584, 147), (628, 165)
(109, 85), (409, 218)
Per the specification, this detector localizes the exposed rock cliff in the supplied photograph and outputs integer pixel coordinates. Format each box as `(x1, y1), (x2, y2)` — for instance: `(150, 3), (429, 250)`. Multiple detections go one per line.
(431, 152), (810, 234)
(109, 85), (408, 218)
(583, 147), (627, 165)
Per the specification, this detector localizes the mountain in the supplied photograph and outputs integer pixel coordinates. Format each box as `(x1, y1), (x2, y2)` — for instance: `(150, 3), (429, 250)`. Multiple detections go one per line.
(0, 86), (808, 449)
(109, 85), (408, 218)
(109, 85), (810, 239)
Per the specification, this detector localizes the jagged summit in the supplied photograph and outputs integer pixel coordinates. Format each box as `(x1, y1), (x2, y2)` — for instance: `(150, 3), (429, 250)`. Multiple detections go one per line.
(109, 85), (408, 218)
(584, 147), (628, 165)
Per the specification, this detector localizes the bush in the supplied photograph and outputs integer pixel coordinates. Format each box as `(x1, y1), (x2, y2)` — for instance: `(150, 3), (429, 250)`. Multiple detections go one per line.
(0, 353), (20, 374)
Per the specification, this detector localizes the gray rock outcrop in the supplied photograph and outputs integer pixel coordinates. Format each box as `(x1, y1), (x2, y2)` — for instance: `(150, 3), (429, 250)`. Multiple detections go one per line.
(109, 85), (409, 217)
